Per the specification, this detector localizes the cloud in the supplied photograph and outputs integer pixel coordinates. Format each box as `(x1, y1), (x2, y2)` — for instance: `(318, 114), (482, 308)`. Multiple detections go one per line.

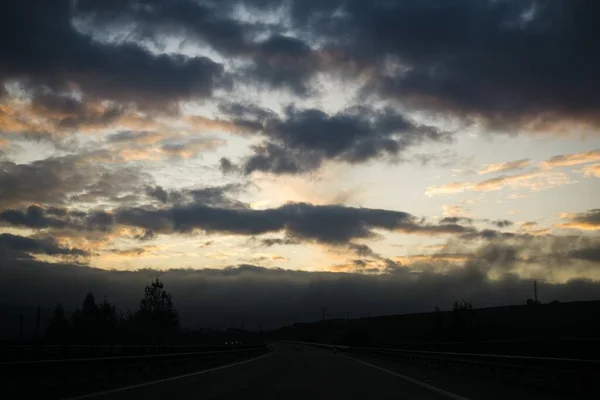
(440, 217), (473, 225)
(568, 246), (600, 263)
(441, 204), (471, 218)
(159, 138), (226, 159)
(343, 1), (600, 131)
(0, 205), (68, 229)
(582, 163), (600, 178)
(249, 237), (300, 247)
(219, 157), (238, 174)
(559, 209), (600, 231)
(0, 0), (224, 111)
(394, 253), (470, 265)
(75, 0), (255, 57)
(0, 233), (87, 257)
(0, 187), (475, 252)
(540, 150), (600, 169)
(5, 0), (599, 135)
(485, 219), (514, 228)
(145, 184), (248, 209)
(478, 159), (531, 175)
(347, 243), (382, 259)
(108, 245), (160, 257)
(75, 1), (600, 132)
(426, 182), (472, 196)
(0, 154), (152, 208)
(426, 170), (575, 196)
(2, 258), (600, 329)
(112, 202), (474, 245)
(439, 217), (512, 229)
(107, 131), (167, 145)
(221, 104), (450, 174)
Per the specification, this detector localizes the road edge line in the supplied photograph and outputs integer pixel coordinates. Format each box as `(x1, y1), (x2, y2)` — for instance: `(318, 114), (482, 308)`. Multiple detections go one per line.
(66, 353), (271, 399)
(341, 354), (470, 400)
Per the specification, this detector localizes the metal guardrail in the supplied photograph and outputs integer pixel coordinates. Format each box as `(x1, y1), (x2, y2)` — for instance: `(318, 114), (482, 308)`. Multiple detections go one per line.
(1, 344), (269, 399)
(0, 343), (255, 362)
(281, 341), (600, 394)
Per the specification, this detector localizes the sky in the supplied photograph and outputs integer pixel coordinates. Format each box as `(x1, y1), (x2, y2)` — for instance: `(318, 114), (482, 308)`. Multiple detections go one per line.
(1, 0), (600, 327)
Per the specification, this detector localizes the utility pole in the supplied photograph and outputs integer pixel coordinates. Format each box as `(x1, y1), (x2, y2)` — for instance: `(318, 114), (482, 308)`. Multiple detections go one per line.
(320, 307), (326, 321)
(19, 315), (23, 342)
(35, 306), (41, 341)
(534, 280), (538, 303)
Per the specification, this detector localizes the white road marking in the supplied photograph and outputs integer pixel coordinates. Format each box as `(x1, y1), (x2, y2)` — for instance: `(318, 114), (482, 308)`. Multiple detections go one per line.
(342, 354), (470, 400)
(66, 353), (271, 399)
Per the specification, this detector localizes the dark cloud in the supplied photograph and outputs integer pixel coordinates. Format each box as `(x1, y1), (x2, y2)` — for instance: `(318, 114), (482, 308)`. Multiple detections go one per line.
(250, 237), (300, 247)
(561, 209), (600, 230)
(145, 184), (248, 209)
(221, 104), (449, 174)
(6, 0), (596, 131)
(146, 186), (170, 204)
(2, 258), (600, 330)
(275, 0), (600, 129)
(107, 131), (161, 144)
(476, 243), (520, 267)
(0, 205), (67, 229)
(30, 93), (87, 117)
(0, 233), (87, 257)
(488, 220), (514, 228)
(441, 217), (474, 225)
(0, 154), (152, 208)
(76, 0), (257, 57)
(461, 229), (521, 241)
(77, 2), (322, 95)
(0, 0), (223, 109)
(569, 246), (600, 263)
(113, 202), (470, 244)
(0, 204), (118, 235)
(218, 157), (238, 174)
(33, 94), (124, 132)
(347, 243), (381, 259)
(72, 0), (600, 129)
(85, 210), (116, 232)
(430, 230), (600, 277)
(241, 35), (322, 96)
(0, 200), (481, 248)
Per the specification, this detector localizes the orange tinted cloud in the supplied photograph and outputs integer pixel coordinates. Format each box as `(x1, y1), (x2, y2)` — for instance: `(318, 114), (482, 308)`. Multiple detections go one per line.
(327, 261), (383, 273)
(109, 246), (160, 257)
(393, 253), (469, 265)
(426, 182), (471, 196)
(558, 210), (600, 231)
(477, 159), (531, 175)
(117, 148), (162, 161)
(539, 150), (600, 169)
(442, 204), (470, 217)
(160, 138), (226, 159)
(582, 163), (600, 178)
(186, 115), (247, 134)
(427, 170), (574, 196)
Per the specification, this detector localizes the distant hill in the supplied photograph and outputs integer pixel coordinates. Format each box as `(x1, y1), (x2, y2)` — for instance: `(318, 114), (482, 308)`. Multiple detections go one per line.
(268, 300), (600, 358)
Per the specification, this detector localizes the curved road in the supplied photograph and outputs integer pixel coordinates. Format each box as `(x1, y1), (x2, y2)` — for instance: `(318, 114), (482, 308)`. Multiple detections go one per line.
(75, 343), (461, 400)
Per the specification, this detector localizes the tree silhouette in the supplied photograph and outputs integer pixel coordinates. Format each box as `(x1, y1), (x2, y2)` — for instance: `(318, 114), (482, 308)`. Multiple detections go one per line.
(71, 292), (100, 342)
(452, 299), (477, 341)
(135, 278), (179, 342)
(45, 304), (71, 342)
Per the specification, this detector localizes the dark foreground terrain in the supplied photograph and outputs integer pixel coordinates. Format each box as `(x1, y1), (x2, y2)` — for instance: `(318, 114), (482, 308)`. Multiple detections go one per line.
(57, 343), (593, 400)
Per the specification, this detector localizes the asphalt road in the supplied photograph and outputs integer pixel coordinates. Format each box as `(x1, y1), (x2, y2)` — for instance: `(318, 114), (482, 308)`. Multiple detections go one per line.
(74, 343), (463, 400)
